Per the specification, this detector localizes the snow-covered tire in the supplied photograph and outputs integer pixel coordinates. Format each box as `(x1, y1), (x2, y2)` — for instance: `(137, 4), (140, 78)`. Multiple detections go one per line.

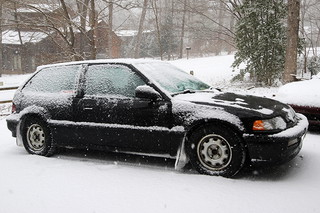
(22, 117), (56, 157)
(187, 124), (246, 177)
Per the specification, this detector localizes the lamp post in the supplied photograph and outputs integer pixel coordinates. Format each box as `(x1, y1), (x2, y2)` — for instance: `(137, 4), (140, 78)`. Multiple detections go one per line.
(186, 47), (191, 59)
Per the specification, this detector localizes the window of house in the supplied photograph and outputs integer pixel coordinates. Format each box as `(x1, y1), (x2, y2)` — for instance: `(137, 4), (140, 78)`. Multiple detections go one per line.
(31, 57), (36, 71)
(85, 64), (145, 97)
(13, 54), (22, 70)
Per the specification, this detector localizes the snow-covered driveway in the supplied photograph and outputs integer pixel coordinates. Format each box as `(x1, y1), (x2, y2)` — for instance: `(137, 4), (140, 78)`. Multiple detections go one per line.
(1, 117), (319, 213)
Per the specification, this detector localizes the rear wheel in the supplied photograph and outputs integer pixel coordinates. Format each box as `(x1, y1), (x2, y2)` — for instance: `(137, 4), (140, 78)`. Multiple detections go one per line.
(22, 117), (56, 156)
(187, 124), (246, 177)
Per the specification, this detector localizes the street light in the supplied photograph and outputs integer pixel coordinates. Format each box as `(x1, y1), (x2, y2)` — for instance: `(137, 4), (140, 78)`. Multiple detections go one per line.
(186, 47), (191, 59)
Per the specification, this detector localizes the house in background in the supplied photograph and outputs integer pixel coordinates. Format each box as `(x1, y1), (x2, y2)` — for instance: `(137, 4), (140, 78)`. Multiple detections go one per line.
(1, 3), (122, 74)
(1, 30), (54, 74)
(78, 20), (122, 60)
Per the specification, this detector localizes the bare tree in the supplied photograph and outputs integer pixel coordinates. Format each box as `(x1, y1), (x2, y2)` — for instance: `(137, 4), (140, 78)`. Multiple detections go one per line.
(76, 0), (90, 58)
(60, 0), (81, 60)
(283, 0), (301, 83)
(107, 1), (113, 58)
(0, 0), (3, 77)
(151, 0), (163, 60)
(215, 0), (225, 55)
(298, 0), (320, 77)
(133, 0), (148, 58)
(179, 0), (187, 59)
(89, 0), (96, 59)
(13, 3), (23, 45)
(181, 0), (237, 56)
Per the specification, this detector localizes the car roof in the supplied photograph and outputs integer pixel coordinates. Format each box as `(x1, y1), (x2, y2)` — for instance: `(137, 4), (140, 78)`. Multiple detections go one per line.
(36, 58), (165, 71)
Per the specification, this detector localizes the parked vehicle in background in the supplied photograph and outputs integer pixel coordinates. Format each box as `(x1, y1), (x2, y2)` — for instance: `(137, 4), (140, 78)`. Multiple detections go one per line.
(6, 59), (308, 177)
(277, 74), (320, 127)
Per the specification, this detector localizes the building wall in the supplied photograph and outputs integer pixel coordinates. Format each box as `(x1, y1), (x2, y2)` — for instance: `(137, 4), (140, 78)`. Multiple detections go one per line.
(1, 29), (123, 74)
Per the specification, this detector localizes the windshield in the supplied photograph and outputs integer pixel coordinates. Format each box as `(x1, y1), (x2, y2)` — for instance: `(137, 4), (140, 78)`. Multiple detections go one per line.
(134, 62), (210, 94)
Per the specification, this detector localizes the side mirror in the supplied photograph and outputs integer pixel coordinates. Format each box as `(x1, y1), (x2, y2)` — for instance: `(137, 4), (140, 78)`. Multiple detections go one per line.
(135, 85), (162, 100)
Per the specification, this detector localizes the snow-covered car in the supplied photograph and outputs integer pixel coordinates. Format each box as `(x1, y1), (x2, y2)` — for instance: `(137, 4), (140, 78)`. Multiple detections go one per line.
(277, 75), (320, 127)
(6, 59), (308, 177)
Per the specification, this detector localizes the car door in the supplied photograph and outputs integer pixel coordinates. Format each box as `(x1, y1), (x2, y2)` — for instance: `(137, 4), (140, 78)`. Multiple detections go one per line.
(73, 63), (177, 154)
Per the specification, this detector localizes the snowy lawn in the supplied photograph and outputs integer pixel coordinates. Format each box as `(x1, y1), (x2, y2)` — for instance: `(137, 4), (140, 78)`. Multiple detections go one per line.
(170, 55), (279, 98)
(1, 117), (320, 213)
(170, 55), (240, 88)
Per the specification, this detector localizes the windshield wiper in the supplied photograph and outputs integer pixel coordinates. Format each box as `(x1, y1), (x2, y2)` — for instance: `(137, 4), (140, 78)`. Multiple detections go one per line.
(171, 89), (196, 96)
(208, 87), (222, 92)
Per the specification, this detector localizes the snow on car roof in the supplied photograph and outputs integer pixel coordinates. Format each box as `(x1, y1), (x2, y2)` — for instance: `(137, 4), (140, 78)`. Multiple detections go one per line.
(36, 58), (166, 71)
(276, 78), (320, 107)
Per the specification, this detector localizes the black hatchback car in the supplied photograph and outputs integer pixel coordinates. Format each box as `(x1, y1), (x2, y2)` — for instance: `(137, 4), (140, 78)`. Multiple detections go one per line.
(7, 59), (308, 177)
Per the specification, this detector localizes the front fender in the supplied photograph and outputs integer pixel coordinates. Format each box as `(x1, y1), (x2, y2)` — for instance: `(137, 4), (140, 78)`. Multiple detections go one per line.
(172, 101), (246, 171)
(173, 100), (245, 132)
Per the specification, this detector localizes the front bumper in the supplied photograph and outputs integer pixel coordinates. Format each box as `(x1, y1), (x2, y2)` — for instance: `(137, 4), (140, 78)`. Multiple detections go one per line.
(243, 113), (308, 166)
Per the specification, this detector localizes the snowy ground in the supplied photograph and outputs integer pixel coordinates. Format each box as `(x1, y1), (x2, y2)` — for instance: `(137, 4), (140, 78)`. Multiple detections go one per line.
(1, 55), (320, 212)
(1, 118), (320, 213)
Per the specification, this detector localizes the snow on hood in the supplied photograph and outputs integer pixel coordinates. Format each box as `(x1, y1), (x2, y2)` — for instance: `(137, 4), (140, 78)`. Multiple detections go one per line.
(276, 79), (320, 107)
(172, 99), (244, 131)
(173, 91), (281, 116)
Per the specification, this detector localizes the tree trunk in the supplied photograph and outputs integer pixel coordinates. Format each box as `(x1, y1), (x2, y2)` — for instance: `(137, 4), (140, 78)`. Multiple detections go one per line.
(168, 0), (174, 60)
(134, 0), (148, 58)
(152, 0), (163, 60)
(0, 1), (3, 77)
(107, 1), (113, 58)
(179, 0), (187, 59)
(283, 0), (300, 83)
(89, 0), (96, 59)
(227, 12), (235, 54)
(60, 0), (80, 61)
(77, 0), (90, 59)
(215, 0), (225, 55)
(13, 3), (23, 45)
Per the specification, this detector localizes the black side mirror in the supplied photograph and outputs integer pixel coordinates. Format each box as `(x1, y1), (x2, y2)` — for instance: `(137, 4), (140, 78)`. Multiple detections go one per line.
(135, 85), (162, 100)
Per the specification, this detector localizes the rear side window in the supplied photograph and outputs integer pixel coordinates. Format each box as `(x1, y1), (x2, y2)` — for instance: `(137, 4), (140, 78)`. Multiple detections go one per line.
(85, 64), (145, 97)
(23, 65), (81, 93)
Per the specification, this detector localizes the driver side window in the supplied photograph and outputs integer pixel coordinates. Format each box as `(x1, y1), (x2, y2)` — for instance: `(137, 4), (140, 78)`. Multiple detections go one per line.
(85, 64), (146, 97)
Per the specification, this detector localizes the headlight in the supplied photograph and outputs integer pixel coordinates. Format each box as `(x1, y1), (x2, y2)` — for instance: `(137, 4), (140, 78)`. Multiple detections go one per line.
(253, 116), (287, 131)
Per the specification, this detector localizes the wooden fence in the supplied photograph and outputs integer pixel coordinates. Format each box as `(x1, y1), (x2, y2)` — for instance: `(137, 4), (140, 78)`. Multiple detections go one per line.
(0, 86), (19, 104)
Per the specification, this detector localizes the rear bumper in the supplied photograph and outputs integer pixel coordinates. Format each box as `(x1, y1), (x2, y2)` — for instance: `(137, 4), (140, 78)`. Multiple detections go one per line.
(243, 114), (308, 166)
(6, 114), (20, 137)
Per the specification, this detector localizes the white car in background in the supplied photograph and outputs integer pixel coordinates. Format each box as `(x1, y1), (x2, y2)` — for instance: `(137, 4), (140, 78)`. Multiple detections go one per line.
(277, 73), (320, 127)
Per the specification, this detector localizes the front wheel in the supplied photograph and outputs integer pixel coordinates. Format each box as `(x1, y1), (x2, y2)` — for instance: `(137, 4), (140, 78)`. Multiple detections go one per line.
(22, 117), (56, 156)
(187, 124), (246, 177)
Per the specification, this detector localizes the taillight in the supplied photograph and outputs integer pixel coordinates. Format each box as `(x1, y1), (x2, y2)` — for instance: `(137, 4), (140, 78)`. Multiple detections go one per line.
(11, 103), (16, 113)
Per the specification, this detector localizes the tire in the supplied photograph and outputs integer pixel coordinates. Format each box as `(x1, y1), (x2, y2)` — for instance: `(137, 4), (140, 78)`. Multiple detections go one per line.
(187, 124), (246, 177)
(22, 117), (56, 156)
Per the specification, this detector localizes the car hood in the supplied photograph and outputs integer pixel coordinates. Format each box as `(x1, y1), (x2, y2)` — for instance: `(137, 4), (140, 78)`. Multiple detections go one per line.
(173, 91), (291, 119)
